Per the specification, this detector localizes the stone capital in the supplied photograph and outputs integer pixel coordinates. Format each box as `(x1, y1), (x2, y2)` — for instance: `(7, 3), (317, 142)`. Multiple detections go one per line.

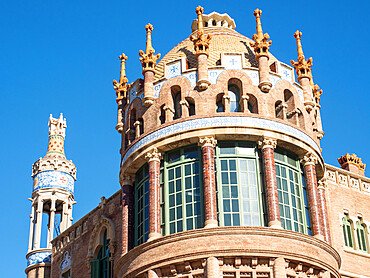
(301, 152), (318, 166)
(179, 100), (189, 107)
(163, 105), (175, 114)
(317, 178), (327, 189)
(145, 147), (162, 162)
(258, 137), (277, 150)
(199, 136), (217, 148)
(121, 174), (134, 186)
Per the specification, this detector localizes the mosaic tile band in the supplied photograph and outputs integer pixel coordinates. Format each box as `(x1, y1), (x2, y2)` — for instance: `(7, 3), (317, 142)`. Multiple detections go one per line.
(122, 116), (320, 165)
(27, 251), (51, 267)
(33, 171), (74, 193)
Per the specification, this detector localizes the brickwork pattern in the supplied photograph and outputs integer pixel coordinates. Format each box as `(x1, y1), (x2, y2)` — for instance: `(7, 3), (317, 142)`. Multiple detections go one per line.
(148, 159), (161, 236)
(201, 145), (218, 225)
(318, 186), (331, 244)
(121, 184), (134, 254)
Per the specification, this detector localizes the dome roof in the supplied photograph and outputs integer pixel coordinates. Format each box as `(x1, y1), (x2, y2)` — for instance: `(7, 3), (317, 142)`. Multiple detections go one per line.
(153, 14), (279, 81)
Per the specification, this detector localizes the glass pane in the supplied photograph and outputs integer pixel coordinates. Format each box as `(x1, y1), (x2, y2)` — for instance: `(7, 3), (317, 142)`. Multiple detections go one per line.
(230, 172), (237, 184)
(223, 186), (230, 198)
(222, 172), (229, 184)
(231, 186), (238, 198)
(184, 146), (198, 159)
(168, 150), (181, 163)
(221, 160), (228, 170)
(185, 164), (191, 175)
(223, 200), (231, 212)
(229, 160), (236, 170)
(224, 214), (232, 226)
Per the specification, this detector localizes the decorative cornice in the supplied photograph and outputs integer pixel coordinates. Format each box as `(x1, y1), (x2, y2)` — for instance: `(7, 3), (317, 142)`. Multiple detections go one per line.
(32, 157), (77, 180)
(250, 9), (271, 59)
(301, 152), (318, 166)
(113, 53), (129, 101)
(258, 137), (277, 150)
(199, 136), (217, 148)
(291, 31), (313, 81)
(338, 153), (366, 172)
(139, 24), (161, 74)
(145, 147), (162, 162)
(189, 6), (212, 58)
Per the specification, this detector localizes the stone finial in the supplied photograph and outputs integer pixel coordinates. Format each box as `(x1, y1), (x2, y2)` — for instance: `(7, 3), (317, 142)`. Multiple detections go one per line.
(290, 31), (313, 81)
(199, 136), (217, 148)
(145, 147), (162, 162)
(113, 53), (129, 101)
(338, 153), (366, 173)
(139, 23), (161, 74)
(300, 152), (318, 166)
(49, 113), (67, 138)
(250, 9), (272, 59)
(189, 6), (212, 58)
(258, 137), (277, 150)
(308, 69), (323, 107)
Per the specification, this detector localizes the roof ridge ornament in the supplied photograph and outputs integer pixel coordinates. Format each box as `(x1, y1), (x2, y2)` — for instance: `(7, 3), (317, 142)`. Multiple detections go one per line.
(113, 53), (129, 101)
(338, 153), (366, 173)
(139, 23), (161, 74)
(250, 9), (271, 59)
(189, 6), (212, 58)
(291, 30), (313, 81)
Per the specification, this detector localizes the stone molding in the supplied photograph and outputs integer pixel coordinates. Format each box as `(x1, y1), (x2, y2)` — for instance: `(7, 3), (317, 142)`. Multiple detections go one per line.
(115, 226), (341, 277)
(258, 137), (277, 150)
(32, 157), (77, 180)
(145, 147), (162, 162)
(198, 136), (217, 148)
(301, 152), (318, 166)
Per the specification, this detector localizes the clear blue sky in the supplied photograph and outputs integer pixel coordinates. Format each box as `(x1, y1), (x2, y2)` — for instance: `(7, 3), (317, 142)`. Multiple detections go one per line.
(0, 0), (369, 276)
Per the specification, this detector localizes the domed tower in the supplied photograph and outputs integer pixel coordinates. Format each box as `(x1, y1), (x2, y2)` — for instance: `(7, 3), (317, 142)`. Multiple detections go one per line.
(113, 6), (340, 278)
(26, 114), (77, 278)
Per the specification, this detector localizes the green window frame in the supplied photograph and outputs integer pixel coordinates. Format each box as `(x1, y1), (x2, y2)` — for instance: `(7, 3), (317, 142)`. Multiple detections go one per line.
(274, 149), (310, 234)
(134, 164), (150, 245)
(62, 271), (71, 278)
(163, 145), (203, 235)
(90, 229), (111, 278)
(356, 220), (368, 252)
(342, 214), (354, 248)
(215, 142), (265, 227)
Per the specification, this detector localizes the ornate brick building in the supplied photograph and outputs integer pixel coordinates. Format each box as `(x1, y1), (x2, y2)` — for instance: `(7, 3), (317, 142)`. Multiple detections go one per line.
(26, 6), (370, 278)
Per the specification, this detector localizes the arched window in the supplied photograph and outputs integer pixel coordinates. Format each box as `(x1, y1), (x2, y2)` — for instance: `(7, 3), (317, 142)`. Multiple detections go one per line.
(275, 100), (284, 119)
(216, 93), (225, 113)
(343, 214), (354, 248)
(90, 229), (111, 278)
(172, 88), (182, 119)
(356, 220), (368, 252)
(159, 104), (165, 124)
(247, 94), (258, 114)
(275, 149), (311, 234)
(186, 97), (195, 116)
(228, 84), (241, 112)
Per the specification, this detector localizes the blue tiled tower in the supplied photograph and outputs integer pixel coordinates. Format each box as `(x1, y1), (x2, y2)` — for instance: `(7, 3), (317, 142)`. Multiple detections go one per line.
(26, 114), (77, 278)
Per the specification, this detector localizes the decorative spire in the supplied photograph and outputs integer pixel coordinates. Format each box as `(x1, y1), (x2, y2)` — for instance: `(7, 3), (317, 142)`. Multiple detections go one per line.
(308, 70), (323, 107)
(291, 30), (313, 80)
(189, 6), (212, 58)
(250, 9), (272, 59)
(46, 113), (67, 158)
(338, 153), (366, 173)
(113, 53), (129, 101)
(139, 23), (161, 74)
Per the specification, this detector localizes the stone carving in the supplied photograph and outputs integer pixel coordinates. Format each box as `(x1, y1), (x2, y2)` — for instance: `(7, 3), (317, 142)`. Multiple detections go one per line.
(139, 24), (161, 73)
(199, 136), (217, 148)
(250, 9), (271, 59)
(325, 170), (336, 182)
(189, 6), (212, 58)
(49, 113), (67, 138)
(338, 174), (348, 186)
(300, 152), (318, 166)
(291, 31), (313, 81)
(145, 147), (162, 162)
(32, 157), (77, 179)
(257, 137), (277, 150)
(362, 181), (370, 193)
(120, 174), (134, 186)
(338, 153), (366, 172)
(349, 178), (360, 190)
(113, 53), (129, 100)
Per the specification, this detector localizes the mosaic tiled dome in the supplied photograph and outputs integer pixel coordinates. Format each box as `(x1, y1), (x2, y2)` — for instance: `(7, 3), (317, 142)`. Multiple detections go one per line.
(154, 14), (279, 81)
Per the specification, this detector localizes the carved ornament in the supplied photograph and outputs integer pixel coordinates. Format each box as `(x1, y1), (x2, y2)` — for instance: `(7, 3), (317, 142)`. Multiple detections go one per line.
(113, 53), (129, 101)
(290, 31), (313, 81)
(199, 136), (217, 148)
(189, 6), (212, 58)
(49, 113), (67, 138)
(145, 147), (162, 162)
(300, 152), (318, 166)
(250, 9), (272, 59)
(120, 174), (134, 186)
(338, 153), (366, 172)
(32, 157), (77, 179)
(258, 137), (277, 150)
(139, 24), (161, 74)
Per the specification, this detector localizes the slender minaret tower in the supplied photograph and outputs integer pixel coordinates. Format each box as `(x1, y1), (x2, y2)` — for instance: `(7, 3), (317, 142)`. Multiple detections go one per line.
(25, 114), (77, 278)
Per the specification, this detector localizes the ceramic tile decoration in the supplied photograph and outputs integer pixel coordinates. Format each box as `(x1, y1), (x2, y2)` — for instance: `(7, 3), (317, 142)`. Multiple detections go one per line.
(166, 61), (181, 79)
(123, 116), (320, 164)
(33, 171), (74, 193)
(61, 252), (71, 271)
(224, 54), (242, 69)
(27, 251), (52, 267)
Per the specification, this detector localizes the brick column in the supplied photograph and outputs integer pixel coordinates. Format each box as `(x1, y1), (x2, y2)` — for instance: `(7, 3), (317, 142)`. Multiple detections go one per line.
(120, 174), (134, 254)
(145, 147), (162, 241)
(199, 136), (218, 228)
(301, 152), (324, 240)
(206, 256), (220, 278)
(258, 138), (281, 228)
(318, 178), (331, 244)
